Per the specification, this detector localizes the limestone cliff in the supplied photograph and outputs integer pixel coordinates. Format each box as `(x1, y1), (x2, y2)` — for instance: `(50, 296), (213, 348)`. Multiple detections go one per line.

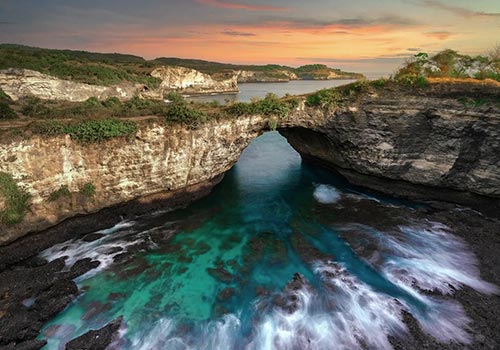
(151, 66), (239, 95)
(0, 68), (143, 102)
(0, 115), (266, 244)
(237, 70), (298, 83)
(1, 80), (499, 245)
(0, 66), (239, 102)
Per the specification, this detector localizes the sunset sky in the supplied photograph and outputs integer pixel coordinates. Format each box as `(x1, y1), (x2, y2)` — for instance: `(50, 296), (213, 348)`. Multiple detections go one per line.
(1, 0), (499, 74)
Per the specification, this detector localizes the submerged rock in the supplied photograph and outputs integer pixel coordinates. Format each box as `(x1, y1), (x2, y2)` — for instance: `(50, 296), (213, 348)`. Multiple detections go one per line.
(65, 316), (123, 350)
(0, 257), (100, 348)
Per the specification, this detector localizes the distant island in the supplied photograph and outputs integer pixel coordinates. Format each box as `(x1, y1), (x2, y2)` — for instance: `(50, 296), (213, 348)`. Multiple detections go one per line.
(0, 44), (364, 99)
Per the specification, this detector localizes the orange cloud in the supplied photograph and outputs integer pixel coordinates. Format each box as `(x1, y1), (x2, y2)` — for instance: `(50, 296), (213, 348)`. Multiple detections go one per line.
(195, 0), (289, 12)
(425, 31), (453, 40)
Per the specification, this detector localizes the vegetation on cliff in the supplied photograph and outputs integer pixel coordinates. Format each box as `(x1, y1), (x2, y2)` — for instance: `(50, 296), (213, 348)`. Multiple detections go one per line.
(80, 183), (96, 197)
(0, 172), (31, 225)
(0, 44), (363, 87)
(32, 118), (138, 144)
(395, 47), (500, 83)
(226, 93), (291, 118)
(0, 44), (162, 88)
(0, 88), (17, 119)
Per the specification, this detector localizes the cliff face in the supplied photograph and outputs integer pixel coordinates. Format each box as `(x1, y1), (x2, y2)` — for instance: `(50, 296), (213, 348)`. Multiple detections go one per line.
(0, 68), (142, 102)
(280, 81), (500, 201)
(1, 81), (499, 245)
(0, 66), (239, 103)
(0, 116), (266, 244)
(237, 70), (298, 83)
(151, 66), (239, 95)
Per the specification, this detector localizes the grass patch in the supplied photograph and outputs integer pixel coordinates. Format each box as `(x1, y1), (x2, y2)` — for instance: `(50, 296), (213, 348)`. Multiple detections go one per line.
(395, 74), (428, 88)
(0, 101), (17, 119)
(0, 172), (31, 225)
(48, 185), (71, 201)
(32, 118), (138, 144)
(458, 96), (500, 108)
(80, 183), (96, 196)
(306, 88), (343, 108)
(225, 93), (290, 118)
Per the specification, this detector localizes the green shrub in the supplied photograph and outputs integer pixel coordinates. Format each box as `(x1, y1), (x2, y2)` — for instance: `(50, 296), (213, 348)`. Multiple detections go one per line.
(306, 88), (342, 107)
(225, 94), (291, 118)
(101, 96), (122, 109)
(32, 118), (138, 143)
(268, 118), (278, 131)
(0, 88), (11, 101)
(0, 101), (17, 119)
(165, 103), (207, 125)
(65, 119), (138, 143)
(285, 97), (301, 109)
(164, 92), (185, 105)
(31, 120), (67, 136)
(84, 96), (100, 107)
(0, 172), (31, 225)
(21, 96), (51, 117)
(254, 93), (290, 118)
(371, 78), (389, 88)
(125, 96), (156, 110)
(80, 183), (96, 196)
(226, 102), (255, 116)
(395, 74), (428, 88)
(48, 185), (71, 201)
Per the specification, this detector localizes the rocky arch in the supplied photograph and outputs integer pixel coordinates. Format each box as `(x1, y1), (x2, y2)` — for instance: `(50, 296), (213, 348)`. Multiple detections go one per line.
(1, 81), (500, 246)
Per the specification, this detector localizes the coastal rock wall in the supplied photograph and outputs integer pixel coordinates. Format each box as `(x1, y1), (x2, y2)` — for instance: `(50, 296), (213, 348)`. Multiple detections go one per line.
(279, 82), (500, 200)
(237, 70), (298, 83)
(0, 116), (266, 244)
(0, 68), (142, 102)
(1, 81), (499, 245)
(151, 66), (239, 95)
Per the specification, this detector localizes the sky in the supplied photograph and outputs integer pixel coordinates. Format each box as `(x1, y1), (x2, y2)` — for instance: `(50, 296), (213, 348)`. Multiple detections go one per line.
(1, 0), (499, 75)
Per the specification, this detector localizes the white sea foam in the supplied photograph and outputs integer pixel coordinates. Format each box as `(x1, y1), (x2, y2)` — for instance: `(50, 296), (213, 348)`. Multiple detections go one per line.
(40, 220), (142, 279)
(380, 222), (499, 296)
(129, 315), (241, 350)
(114, 257), (489, 350)
(313, 184), (342, 204)
(247, 263), (407, 350)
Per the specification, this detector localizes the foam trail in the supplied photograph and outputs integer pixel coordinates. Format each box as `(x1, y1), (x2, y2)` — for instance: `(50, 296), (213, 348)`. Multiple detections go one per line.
(248, 263), (407, 350)
(129, 315), (240, 350)
(40, 220), (141, 278)
(313, 184), (342, 204)
(97, 221), (136, 235)
(381, 222), (499, 295)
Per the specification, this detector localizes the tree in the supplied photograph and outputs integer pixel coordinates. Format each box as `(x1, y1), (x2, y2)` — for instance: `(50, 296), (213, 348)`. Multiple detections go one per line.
(489, 43), (500, 61)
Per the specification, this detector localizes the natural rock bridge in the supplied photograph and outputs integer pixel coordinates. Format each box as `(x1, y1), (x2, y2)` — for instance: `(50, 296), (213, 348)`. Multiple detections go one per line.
(1, 81), (499, 247)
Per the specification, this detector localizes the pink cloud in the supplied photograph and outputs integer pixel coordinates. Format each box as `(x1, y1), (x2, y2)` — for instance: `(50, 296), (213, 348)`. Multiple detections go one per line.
(195, 0), (289, 12)
(425, 31), (453, 40)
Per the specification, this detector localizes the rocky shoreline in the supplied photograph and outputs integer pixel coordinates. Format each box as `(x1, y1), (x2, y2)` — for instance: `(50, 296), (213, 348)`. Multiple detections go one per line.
(0, 176), (498, 350)
(0, 79), (499, 350)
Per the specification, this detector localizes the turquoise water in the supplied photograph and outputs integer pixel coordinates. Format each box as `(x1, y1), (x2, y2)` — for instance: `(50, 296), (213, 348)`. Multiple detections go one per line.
(187, 79), (354, 103)
(40, 132), (497, 350)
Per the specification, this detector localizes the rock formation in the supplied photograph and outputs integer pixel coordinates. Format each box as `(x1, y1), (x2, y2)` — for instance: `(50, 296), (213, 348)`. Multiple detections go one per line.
(0, 68), (143, 102)
(151, 66), (239, 95)
(237, 70), (298, 83)
(280, 80), (500, 204)
(0, 80), (499, 245)
(0, 115), (266, 245)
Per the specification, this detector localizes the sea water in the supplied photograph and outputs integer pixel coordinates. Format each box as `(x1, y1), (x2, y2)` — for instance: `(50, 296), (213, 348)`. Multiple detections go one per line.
(39, 132), (497, 350)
